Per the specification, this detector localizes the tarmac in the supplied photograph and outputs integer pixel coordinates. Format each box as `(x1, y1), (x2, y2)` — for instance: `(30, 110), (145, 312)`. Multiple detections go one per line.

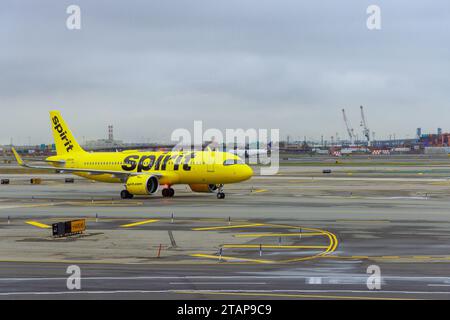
(1, 160), (450, 299)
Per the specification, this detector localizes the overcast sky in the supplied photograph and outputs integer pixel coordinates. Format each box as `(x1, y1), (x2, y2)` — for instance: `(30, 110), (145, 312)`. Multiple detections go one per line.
(1, 1), (450, 145)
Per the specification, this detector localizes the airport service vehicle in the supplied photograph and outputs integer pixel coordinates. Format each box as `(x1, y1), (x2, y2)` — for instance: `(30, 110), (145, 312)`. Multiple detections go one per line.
(12, 111), (253, 199)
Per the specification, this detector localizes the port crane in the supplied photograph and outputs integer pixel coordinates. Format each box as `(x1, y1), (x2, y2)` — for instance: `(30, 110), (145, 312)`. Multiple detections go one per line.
(342, 108), (355, 144)
(360, 105), (371, 146)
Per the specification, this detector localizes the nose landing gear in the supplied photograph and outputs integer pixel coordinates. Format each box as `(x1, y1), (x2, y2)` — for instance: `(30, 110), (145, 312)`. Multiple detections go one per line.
(217, 184), (225, 199)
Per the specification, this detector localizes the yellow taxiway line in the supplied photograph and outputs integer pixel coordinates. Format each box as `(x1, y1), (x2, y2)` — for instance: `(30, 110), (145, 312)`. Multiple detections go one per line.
(222, 244), (329, 249)
(280, 229), (338, 263)
(234, 232), (323, 238)
(192, 223), (265, 231)
(120, 219), (159, 228)
(252, 189), (268, 193)
(192, 222), (339, 264)
(190, 254), (273, 264)
(25, 221), (51, 229)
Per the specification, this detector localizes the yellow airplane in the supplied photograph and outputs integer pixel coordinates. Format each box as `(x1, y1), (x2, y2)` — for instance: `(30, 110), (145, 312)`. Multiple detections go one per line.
(11, 111), (253, 199)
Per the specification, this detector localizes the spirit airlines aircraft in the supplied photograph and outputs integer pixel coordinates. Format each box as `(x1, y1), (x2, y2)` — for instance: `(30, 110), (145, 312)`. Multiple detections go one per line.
(12, 111), (253, 199)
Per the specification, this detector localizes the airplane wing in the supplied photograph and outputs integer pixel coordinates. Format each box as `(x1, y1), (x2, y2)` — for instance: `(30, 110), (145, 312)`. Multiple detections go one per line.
(11, 148), (162, 179)
(22, 158), (66, 165)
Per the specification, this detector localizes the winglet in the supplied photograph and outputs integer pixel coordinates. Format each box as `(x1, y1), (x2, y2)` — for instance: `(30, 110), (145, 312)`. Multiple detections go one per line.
(11, 147), (25, 166)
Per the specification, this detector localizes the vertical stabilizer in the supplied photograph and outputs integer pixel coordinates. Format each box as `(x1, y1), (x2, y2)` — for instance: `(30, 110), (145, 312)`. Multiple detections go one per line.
(49, 111), (85, 155)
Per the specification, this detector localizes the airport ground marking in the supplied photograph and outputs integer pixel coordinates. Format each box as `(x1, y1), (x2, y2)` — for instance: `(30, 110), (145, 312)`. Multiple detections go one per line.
(234, 232), (324, 238)
(190, 254), (273, 264)
(67, 200), (144, 207)
(222, 244), (329, 249)
(25, 221), (51, 229)
(279, 229), (338, 263)
(192, 222), (338, 264)
(174, 290), (417, 300)
(0, 203), (58, 211)
(0, 290), (427, 299)
(413, 256), (432, 259)
(120, 219), (160, 228)
(252, 189), (268, 193)
(192, 223), (265, 231)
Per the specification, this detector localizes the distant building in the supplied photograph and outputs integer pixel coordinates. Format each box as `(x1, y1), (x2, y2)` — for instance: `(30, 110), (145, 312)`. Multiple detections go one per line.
(419, 133), (450, 147)
(84, 139), (124, 149)
(84, 125), (124, 150)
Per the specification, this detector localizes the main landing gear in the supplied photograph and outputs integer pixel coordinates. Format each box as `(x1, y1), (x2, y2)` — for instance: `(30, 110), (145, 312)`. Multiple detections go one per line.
(217, 184), (225, 199)
(120, 190), (134, 199)
(162, 187), (175, 198)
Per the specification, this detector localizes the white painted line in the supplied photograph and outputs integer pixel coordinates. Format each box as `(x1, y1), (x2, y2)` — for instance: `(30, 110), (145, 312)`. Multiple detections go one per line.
(169, 282), (267, 285)
(1, 275), (450, 281)
(0, 289), (449, 296)
(0, 290), (169, 296)
(428, 284), (450, 287)
(253, 176), (448, 183)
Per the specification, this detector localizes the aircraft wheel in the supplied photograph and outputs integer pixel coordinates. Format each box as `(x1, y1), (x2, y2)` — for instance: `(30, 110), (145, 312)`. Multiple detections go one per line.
(217, 192), (225, 199)
(162, 188), (174, 198)
(121, 190), (133, 199)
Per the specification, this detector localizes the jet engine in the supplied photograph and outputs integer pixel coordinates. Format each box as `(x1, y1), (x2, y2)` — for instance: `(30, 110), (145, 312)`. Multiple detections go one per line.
(126, 175), (159, 195)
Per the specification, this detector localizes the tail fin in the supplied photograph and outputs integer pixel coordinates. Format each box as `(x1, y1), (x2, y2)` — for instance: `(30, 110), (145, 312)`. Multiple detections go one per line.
(49, 111), (85, 155)
(11, 147), (25, 166)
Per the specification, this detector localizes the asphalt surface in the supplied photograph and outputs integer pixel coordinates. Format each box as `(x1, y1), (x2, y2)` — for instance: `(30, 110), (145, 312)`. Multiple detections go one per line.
(1, 166), (450, 300)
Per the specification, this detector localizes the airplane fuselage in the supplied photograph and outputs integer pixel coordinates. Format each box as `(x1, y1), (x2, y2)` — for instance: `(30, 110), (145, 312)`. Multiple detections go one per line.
(47, 150), (253, 185)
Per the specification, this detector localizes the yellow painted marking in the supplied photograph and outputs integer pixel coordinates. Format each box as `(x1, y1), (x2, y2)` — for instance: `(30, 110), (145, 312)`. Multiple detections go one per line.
(72, 201), (144, 207)
(380, 256), (400, 259)
(234, 233), (323, 238)
(252, 189), (268, 193)
(193, 222), (339, 264)
(264, 223), (329, 232)
(323, 255), (368, 260)
(429, 181), (450, 185)
(330, 232), (339, 252)
(191, 254), (272, 264)
(120, 219), (159, 228)
(192, 223), (264, 231)
(175, 291), (417, 301)
(280, 229), (338, 263)
(222, 244), (328, 249)
(0, 203), (58, 211)
(25, 221), (51, 229)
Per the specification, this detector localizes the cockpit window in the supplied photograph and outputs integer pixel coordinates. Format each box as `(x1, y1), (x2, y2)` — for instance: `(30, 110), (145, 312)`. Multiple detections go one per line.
(223, 159), (244, 166)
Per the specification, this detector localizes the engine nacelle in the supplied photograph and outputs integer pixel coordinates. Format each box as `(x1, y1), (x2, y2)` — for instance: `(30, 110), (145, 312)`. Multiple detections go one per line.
(126, 175), (159, 195)
(189, 184), (219, 193)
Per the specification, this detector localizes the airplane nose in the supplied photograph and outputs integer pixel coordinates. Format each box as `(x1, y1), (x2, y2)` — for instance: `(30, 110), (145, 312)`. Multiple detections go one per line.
(242, 165), (253, 180)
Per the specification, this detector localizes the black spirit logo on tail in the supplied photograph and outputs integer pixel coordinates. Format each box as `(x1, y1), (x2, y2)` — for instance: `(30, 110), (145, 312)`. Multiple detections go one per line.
(52, 116), (74, 152)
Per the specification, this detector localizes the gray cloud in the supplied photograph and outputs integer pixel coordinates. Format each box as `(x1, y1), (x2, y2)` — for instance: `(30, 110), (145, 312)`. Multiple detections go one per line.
(1, 0), (450, 144)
